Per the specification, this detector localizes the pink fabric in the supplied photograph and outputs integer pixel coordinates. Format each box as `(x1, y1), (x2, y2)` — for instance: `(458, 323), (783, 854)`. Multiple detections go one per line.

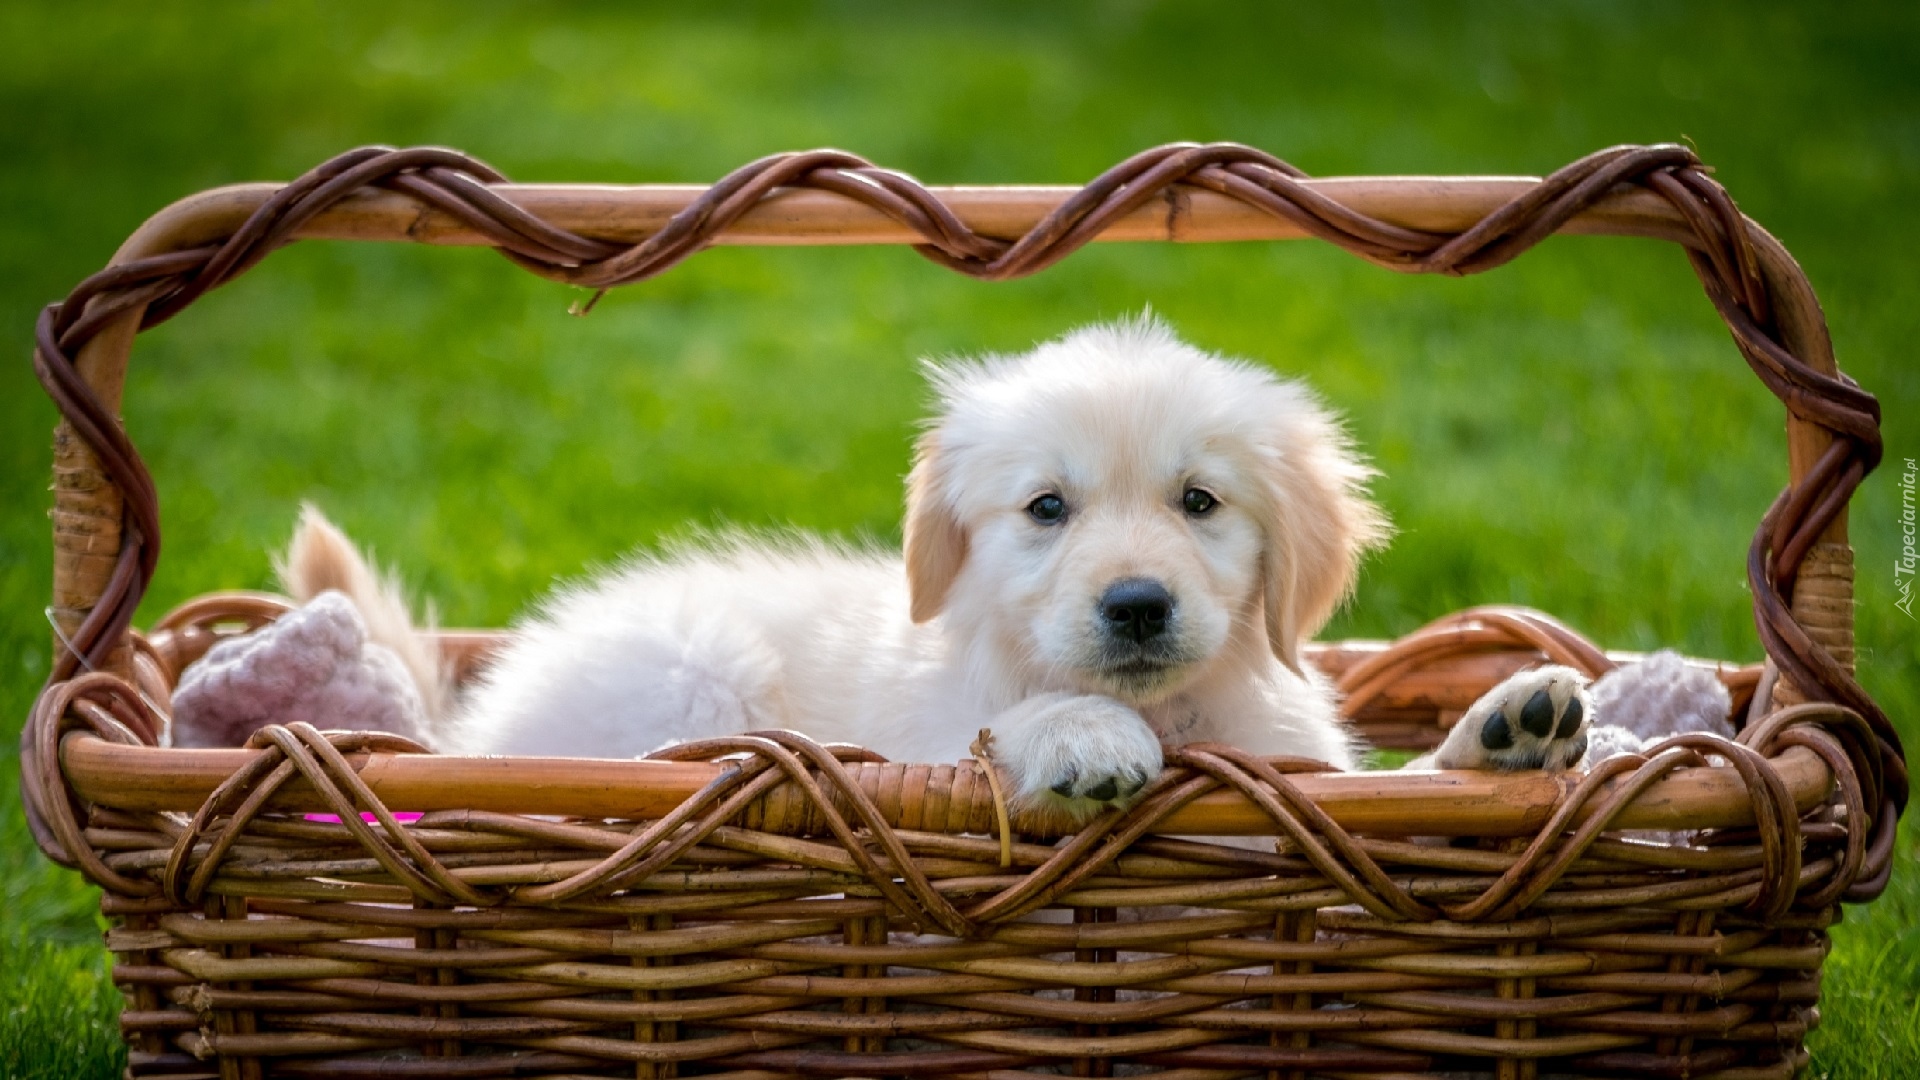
(304, 811), (423, 824)
(169, 591), (428, 748)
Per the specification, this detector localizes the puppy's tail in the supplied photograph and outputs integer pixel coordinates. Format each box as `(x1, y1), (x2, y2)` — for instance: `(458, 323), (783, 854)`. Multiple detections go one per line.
(278, 504), (454, 727)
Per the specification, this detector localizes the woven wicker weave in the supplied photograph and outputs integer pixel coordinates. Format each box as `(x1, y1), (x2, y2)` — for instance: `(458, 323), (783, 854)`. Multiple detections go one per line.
(22, 143), (1901, 1079)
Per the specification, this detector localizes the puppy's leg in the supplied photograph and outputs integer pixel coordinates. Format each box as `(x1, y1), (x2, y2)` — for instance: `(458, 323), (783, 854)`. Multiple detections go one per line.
(1408, 665), (1592, 771)
(989, 693), (1163, 819)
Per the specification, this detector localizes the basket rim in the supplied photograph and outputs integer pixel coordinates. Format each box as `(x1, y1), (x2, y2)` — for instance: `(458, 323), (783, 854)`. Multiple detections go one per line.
(99, 592), (1792, 838)
(59, 729), (1833, 838)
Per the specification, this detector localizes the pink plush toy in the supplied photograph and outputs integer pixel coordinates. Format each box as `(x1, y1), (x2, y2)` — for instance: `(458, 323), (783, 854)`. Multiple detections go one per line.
(168, 590), (430, 749)
(1582, 649), (1736, 764)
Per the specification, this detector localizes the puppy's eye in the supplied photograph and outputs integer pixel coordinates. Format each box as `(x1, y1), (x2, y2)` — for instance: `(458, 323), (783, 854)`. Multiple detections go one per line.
(1182, 488), (1218, 517)
(1026, 494), (1067, 524)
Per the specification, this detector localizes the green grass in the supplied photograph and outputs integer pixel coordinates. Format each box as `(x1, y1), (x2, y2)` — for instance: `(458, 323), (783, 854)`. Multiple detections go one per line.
(2, 3), (1915, 1077)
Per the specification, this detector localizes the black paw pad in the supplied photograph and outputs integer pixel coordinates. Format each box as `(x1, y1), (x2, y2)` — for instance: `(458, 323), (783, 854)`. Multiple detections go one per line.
(1051, 769), (1078, 797)
(1519, 689), (1556, 737)
(1084, 777), (1119, 801)
(1565, 733), (1589, 764)
(1556, 696), (1584, 739)
(1480, 711), (1514, 750)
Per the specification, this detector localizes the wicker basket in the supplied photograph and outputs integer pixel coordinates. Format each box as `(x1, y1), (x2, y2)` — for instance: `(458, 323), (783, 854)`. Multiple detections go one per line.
(22, 143), (1902, 1080)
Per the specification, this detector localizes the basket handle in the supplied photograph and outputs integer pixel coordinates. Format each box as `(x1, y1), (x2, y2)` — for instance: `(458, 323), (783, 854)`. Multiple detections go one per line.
(29, 143), (1898, 861)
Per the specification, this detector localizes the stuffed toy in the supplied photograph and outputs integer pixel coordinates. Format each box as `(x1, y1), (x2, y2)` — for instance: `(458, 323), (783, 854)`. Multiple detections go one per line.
(1582, 649), (1736, 764)
(169, 590), (429, 749)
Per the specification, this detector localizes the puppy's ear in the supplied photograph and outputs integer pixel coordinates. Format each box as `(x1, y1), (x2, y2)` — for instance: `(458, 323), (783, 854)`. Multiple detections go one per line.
(1258, 399), (1390, 675)
(904, 433), (968, 623)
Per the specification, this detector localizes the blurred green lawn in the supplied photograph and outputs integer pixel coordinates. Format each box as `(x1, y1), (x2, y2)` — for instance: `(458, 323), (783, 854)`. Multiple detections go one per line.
(3, 3), (1916, 1077)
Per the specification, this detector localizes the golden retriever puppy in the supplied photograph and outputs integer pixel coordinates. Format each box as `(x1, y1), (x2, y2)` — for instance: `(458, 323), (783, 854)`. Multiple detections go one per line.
(287, 316), (1590, 818)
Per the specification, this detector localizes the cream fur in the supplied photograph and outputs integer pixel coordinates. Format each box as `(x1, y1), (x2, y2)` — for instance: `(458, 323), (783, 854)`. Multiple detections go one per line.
(288, 316), (1397, 817)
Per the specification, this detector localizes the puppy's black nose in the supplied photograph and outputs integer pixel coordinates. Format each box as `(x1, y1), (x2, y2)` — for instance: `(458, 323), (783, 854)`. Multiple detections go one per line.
(1100, 579), (1173, 643)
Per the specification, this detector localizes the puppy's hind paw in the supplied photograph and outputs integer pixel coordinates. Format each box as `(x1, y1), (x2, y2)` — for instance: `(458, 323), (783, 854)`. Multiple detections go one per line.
(1431, 665), (1592, 772)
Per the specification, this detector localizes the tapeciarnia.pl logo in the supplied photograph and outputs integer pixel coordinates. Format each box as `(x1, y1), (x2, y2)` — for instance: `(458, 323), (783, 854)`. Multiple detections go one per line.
(1898, 457), (1917, 620)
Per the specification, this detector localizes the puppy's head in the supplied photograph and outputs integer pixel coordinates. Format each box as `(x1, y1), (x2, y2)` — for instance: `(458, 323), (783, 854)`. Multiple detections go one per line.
(905, 316), (1388, 705)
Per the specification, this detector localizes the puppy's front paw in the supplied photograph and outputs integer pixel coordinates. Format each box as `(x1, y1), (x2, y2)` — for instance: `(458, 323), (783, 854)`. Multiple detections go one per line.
(990, 694), (1162, 818)
(1433, 665), (1591, 772)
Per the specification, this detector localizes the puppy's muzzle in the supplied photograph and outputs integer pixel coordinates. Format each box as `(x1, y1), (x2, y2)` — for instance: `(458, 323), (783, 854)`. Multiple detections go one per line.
(1100, 578), (1173, 644)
